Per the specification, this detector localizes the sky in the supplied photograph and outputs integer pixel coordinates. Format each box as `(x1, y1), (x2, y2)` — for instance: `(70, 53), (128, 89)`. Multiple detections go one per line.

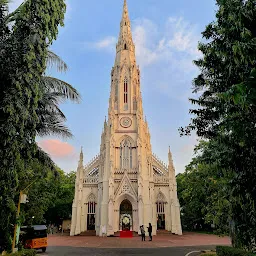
(9, 0), (217, 174)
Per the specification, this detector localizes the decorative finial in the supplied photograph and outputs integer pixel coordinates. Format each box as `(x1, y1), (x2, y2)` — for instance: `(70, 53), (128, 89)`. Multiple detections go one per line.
(80, 146), (83, 160)
(168, 146), (173, 163)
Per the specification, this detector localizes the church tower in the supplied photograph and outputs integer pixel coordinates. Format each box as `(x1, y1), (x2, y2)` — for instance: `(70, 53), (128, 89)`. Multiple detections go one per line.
(70, 0), (182, 237)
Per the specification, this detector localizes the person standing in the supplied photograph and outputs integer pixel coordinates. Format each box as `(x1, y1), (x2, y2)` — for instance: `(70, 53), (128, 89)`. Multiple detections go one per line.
(140, 225), (145, 241)
(148, 223), (152, 241)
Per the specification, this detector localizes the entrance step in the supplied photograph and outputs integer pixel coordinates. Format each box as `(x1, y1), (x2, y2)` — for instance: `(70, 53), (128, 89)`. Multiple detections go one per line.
(79, 230), (96, 236)
(114, 231), (139, 237)
(156, 230), (172, 236)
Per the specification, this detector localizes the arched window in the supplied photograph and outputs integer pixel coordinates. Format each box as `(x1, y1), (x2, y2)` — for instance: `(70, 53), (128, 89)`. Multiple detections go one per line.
(87, 194), (96, 230)
(124, 77), (128, 104)
(120, 138), (132, 169)
(124, 44), (127, 50)
(156, 192), (166, 230)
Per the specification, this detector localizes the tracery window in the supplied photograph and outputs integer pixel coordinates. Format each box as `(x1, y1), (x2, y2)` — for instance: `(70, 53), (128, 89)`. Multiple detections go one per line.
(124, 77), (128, 104)
(87, 194), (96, 230)
(156, 192), (166, 230)
(120, 138), (132, 169)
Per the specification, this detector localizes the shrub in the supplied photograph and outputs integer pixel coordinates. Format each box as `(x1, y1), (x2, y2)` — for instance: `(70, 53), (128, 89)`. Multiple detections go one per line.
(5, 249), (37, 256)
(216, 246), (255, 256)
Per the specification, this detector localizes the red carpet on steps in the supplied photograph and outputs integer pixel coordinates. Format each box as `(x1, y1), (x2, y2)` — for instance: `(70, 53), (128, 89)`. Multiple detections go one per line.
(120, 230), (133, 238)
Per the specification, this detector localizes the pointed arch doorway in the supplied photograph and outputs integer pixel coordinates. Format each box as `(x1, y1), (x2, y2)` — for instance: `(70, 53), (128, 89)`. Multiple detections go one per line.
(119, 199), (133, 231)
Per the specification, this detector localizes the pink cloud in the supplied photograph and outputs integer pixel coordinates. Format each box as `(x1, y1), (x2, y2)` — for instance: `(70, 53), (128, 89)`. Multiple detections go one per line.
(38, 139), (75, 158)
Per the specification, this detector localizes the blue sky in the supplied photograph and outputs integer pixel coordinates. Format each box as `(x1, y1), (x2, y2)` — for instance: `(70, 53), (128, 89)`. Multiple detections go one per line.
(9, 0), (216, 174)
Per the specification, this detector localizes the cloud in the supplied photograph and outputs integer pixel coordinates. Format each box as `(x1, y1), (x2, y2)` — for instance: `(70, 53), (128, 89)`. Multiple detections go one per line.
(85, 36), (117, 51)
(38, 139), (75, 159)
(132, 17), (201, 69)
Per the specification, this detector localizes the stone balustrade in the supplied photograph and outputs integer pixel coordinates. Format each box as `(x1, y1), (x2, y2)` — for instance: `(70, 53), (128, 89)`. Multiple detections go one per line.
(153, 175), (169, 184)
(152, 153), (168, 173)
(83, 176), (99, 185)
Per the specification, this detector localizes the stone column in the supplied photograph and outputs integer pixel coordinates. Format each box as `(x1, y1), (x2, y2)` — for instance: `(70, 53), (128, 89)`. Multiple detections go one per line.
(75, 202), (82, 235)
(70, 202), (77, 236)
(108, 199), (114, 236)
(138, 197), (144, 234)
(81, 202), (86, 232)
(99, 132), (110, 236)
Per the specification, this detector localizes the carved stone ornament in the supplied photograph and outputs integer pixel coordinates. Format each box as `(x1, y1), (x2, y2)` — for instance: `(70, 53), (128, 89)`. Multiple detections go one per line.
(120, 117), (132, 128)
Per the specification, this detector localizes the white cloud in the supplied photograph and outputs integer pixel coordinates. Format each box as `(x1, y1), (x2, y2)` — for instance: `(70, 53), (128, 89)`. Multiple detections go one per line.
(132, 17), (201, 69)
(84, 36), (117, 52)
(95, 36), (117, 49)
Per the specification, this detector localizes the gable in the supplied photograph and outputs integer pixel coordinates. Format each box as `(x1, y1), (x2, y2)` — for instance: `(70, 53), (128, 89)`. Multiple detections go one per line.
(114, 172), (137, 199)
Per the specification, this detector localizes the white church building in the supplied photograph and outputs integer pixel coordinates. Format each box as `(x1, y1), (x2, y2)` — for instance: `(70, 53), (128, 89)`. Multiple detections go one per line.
(70, 0), (182, 237)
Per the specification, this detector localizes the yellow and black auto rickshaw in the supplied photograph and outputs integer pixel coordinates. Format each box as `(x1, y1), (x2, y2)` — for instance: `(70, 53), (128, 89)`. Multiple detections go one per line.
(20, 225), (48, 252)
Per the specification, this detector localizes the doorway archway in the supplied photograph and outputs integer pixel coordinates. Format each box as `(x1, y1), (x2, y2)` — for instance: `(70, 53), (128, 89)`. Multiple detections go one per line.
(119, 199), (132, 231)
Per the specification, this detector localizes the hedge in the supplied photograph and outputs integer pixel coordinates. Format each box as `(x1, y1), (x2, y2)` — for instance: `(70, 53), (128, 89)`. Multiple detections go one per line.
(216, 246), (255, 256)
(5, 249), (37, 256)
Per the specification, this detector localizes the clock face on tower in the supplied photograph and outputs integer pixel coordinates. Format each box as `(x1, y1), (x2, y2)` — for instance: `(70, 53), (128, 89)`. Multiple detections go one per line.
(120, 117), (132, 128)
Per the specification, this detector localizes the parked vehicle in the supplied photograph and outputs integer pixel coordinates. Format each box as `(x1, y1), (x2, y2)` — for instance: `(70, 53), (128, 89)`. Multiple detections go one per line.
(20, 225), (48, 252)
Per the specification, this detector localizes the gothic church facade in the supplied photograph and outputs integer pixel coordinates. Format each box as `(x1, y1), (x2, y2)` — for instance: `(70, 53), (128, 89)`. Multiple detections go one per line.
(70, 0), (182, 237)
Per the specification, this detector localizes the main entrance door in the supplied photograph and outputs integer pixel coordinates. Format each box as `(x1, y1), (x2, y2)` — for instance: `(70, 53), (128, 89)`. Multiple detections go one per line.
(119, 199), (132, 231)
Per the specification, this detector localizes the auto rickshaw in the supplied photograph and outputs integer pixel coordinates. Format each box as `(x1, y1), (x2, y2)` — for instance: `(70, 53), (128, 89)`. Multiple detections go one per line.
(20, 225), (48, 252)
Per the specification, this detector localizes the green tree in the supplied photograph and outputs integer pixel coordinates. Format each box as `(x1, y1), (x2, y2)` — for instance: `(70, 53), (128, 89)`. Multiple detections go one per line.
(0, 0), (66, 249)
(43, 170), (76, 225)
(181, 0), (256, 250)
(177, 141), (232, 235)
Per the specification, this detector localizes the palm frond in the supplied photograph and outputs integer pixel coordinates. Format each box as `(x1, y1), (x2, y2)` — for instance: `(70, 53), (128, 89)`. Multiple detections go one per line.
(47, 50), (68, 73)
(41, 76), (81, 103)
(37, 118), (73, 138)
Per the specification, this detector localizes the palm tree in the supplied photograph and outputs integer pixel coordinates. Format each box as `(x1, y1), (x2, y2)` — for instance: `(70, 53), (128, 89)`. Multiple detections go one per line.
(37, 50), (81, 139)
(2, 1), (81, 167)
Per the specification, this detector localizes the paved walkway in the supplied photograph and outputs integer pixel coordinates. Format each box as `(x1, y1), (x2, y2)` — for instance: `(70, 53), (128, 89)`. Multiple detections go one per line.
(48, 232), (230, 248)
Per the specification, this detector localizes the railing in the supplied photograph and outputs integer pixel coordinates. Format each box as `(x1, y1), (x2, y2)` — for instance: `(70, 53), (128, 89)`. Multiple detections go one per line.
(84, 154), (100, 173)
(83, 176), (99, 184)
(114, 168), (138, 180)
(152, 153), (168, 173)
(153, 175), (169, 184)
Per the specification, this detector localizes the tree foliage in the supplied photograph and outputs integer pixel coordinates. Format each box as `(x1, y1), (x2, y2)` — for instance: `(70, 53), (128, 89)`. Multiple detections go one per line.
(0, 0), (80, 250)
(20, 166), (75, 226)
(177, 141), (231, 235)
(180, 0), (256, 251)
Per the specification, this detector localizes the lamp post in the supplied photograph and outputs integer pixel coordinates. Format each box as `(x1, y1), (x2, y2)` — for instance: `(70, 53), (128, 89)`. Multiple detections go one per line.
(12, 192), (27, 252)
(12, 180), (36, 253)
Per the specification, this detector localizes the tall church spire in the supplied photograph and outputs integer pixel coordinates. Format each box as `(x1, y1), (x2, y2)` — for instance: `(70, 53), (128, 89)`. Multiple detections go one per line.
(116, 0), (135, 56)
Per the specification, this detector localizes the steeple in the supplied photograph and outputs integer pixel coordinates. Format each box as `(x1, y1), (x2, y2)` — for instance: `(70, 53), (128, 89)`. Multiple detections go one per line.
(109, 0), (142, 115)
(168, 146), (175, 178)
(78, 147), (83, 168)
(116, 0), (135, 57)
